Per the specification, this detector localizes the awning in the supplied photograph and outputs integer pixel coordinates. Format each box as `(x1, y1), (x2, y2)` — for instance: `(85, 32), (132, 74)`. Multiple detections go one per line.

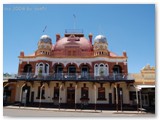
(136, 85), (155, 90)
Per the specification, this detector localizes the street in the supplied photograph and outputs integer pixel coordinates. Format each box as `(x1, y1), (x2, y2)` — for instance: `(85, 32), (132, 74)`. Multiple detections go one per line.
(3, 107), (155, 117)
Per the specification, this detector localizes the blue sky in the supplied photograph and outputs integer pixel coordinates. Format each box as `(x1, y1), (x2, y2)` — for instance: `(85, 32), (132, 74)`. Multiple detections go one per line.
(3, 4), (155, 74)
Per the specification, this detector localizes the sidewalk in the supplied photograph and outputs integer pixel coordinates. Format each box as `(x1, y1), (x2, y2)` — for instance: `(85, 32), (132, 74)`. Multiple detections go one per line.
(4, 105), (147, 114)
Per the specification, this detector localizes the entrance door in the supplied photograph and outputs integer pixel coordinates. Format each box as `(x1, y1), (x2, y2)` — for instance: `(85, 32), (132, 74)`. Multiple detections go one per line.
(142, 94), (149, 107)
(109, 93), (112, 104)
(31, 92), (34, 103)
(22, 86), (30, 104)
(67, 87), (75, 103)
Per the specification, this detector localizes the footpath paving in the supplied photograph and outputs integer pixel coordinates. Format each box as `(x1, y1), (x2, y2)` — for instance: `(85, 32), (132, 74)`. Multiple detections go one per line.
(4, 105), (147, 114)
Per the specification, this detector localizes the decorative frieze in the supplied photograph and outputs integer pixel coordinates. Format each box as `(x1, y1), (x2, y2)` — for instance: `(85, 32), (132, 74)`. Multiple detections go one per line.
(19, 57), (127, 67)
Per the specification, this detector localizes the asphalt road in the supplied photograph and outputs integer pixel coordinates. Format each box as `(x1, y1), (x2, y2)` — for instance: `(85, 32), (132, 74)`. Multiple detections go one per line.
(3, 108), (155, 117)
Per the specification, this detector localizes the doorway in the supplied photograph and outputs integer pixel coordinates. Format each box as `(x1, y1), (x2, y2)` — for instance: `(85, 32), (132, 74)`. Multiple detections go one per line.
(109, 93), (112, 104)
(67, 87), (75, 103)
(68, 66), (76, 74)
(142, 94), (149, 107)
(68, 65), (76, 79)
(22, 86), (30, 104)
(31, 91), (34, 103)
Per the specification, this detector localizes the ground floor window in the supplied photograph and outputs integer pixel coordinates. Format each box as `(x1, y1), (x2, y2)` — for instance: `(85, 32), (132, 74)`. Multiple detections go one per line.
(81, 87), (89, 100)
(53, 87), (59, 99)
(36, 86), (45, 99)
(129, 91), (136, 101)
(129, 91), (137, 105)
(97, 87), (106, 100)
(3, 86), (11, 102)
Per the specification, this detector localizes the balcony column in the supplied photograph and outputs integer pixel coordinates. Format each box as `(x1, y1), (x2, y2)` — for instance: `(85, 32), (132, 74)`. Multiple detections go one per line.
(135, 85), (139, 112)
(76, 68), (81, 80)
(39, 84), (45, 108)
(59, 84), (62, 110)
(63, 68), (67, 79)
(19, 83), (26, 108)
(94, 84), (97, 111)
(114, 84), (118, 112)
(75, 84), (77, 111)
(139, 88), (142, 112)
(89, 69), (93, 78)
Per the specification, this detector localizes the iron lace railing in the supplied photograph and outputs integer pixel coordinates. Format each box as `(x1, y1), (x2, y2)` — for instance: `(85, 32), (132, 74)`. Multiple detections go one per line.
(8, 73), (134, 81)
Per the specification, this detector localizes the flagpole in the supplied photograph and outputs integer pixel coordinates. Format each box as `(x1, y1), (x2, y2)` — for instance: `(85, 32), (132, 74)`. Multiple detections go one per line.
(73, 14), (76, 29)
(43, 25), (47, 33)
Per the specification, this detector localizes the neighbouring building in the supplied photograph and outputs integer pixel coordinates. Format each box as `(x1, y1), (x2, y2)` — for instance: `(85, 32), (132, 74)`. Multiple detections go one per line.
(131, 64), (155, 109)
(4, 29), (148, 110)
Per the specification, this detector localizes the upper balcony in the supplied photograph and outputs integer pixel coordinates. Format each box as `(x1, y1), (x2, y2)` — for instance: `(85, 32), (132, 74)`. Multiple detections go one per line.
(7, 73), (134, 83)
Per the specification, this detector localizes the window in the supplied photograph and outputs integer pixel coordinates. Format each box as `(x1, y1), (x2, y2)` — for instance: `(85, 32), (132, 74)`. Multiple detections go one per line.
(99, 64), (104, 76)
(68, 65), (76, 74)
(100, 64), (104, 67)
(105, 64), (109, 76)
(97, 87), (106, 100)
(3, 86), (11, 97)
(113, 65), (122, 74)
(45, 64), (48, 73)
(39, 63), (43, 73)
(23, 64), (32, 73)
(53, 87), (59, 99)
(129, 91), (136, 100)
(36, 86), (45, 99)
(81, 66), (88, 78)
(95, 64), (99, 76)
(81, 87), (89, 99)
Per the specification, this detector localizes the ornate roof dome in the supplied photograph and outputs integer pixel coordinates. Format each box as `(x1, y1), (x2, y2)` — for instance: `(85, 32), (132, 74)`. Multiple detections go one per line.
(39, 35), (52, 44)
(94, 35), (107, 43)
(38, 35), (52, 50)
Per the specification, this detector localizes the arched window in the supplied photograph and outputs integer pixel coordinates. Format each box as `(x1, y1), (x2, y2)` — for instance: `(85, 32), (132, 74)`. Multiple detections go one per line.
(94, 64), (99, 76)
(35, 63), (39, 75)
(81, 65), (89, 78)
(39, 63), (43, 73)
(100, 64), (104, 67)
(99, 63), (105, 76)
(105, 64), (109, 76)
(112, 65), (122, 74)
(23, 64), (32, 73)
(45, 63), (49, 74)
(68, 65), (76, 74)
(94, 63), (109, 77)
(35, 63), (44, 75)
